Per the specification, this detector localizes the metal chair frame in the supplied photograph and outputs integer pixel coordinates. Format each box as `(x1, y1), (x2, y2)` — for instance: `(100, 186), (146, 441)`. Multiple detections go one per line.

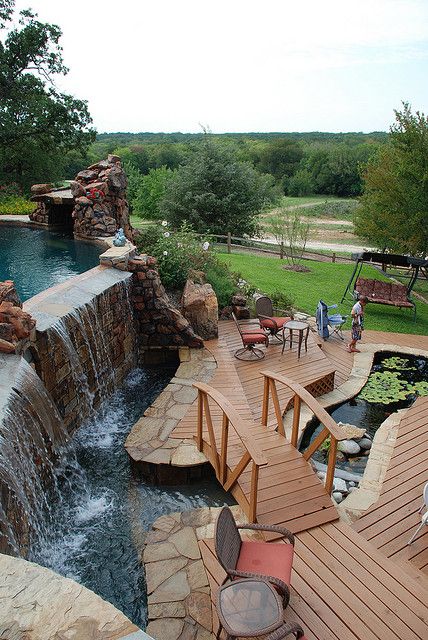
(232, 312), (269, 361)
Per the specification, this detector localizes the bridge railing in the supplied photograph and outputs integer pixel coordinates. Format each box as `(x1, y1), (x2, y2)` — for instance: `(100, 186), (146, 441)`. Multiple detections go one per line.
(194, 382), (267, 522)
(260, 370), (350, 494)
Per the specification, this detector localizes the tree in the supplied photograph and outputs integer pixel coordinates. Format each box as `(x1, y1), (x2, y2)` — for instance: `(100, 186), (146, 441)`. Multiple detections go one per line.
(264, 208), (310, 264)
(134, 166), (172, 219)
(354, 103), (428, 256)
(160, 135), (275, 236)
(0, 1), (95, 190)
(254, 138), (303, 190)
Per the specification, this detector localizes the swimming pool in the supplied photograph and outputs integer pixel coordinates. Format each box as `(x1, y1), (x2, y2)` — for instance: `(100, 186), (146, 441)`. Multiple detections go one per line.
(0, 225), (102, 300)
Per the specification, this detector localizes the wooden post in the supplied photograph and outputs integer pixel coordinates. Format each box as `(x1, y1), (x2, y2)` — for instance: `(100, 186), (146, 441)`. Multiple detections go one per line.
(325, 437), (338, 494)
(290, 395), (301, 447)
(203, 394), (220, 476)
(227, 232), (231, 254)
(220, 413), (229, 485)
(261, 376), (269, 426)
(270, 380), (284, 435)
(332, 252), (336, 263)
(249, 463), (259, 523)
(196, 390), (203, 451)
(280, 241), (284, 259)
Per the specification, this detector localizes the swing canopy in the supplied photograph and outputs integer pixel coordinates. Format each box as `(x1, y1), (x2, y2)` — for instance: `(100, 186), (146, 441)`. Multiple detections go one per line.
(341, 252), (428, 320)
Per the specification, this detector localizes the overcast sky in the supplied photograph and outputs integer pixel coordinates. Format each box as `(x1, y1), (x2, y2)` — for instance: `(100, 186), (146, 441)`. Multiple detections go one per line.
(12, 0), (428, 134)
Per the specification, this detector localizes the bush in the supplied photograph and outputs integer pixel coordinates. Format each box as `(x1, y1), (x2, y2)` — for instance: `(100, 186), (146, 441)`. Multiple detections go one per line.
(204, 260), (236, 309)
(0, 195), (34, 215)
(135, 222), (239, 307)
(269, 290), (295, 315)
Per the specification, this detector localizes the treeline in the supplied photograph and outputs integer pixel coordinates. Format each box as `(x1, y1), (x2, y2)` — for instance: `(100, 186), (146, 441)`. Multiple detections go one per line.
(58, 131), (387, 214)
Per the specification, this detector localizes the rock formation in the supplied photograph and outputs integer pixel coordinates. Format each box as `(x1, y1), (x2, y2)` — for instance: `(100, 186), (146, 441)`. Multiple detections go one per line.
(181, 278), (218, 340)
(0, 281), (35, 353)
(71, 155), (132, 240)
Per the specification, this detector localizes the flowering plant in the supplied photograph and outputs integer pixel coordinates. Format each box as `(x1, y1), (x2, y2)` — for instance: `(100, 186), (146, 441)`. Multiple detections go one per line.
(86, 187), (105, 201)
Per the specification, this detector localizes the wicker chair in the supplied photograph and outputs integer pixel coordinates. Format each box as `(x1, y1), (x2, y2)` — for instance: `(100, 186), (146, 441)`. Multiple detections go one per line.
(255, 295), (292, 341)
(232, 312), (269, 360)
(214, 506), (295, 607)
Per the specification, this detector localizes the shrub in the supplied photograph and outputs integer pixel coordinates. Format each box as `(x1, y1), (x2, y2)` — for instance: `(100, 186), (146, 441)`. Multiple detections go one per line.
(135, 222), (239, 307)
(269, 290), (295, 315)
(0, 195), (34, 215)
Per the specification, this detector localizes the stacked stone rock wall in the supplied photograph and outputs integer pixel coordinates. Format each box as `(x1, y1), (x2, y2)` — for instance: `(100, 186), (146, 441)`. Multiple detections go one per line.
(71, 155), (132, 240)
(128, 255), (204, 349)
(0, 281), (35, 354)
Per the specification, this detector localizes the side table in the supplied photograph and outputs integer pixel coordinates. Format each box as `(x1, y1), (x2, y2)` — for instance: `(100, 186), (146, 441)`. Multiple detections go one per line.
(282, 320), (310, 359)
(216, 578), (305, 639)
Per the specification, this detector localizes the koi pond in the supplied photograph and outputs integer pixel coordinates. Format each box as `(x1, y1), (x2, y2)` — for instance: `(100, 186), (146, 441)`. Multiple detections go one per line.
(300, 352), (428, 476)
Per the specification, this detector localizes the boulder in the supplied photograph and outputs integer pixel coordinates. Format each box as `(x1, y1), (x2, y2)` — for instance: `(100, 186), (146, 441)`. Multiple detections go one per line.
(337, 439), (361, 456)
(233, 305), (250, 319)
(0, 281), (22, 308)
(358, 438), (372, 451)
(30, 183), (52, 195)
(0, 300), (36, 341)
(69, 181), (86, 198)
(181, 279), (218, 340)
(231, 294), (247, 307)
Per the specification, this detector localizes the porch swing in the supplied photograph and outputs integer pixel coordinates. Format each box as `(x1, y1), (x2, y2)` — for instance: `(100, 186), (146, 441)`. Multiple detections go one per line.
(341, 252), (428, 321)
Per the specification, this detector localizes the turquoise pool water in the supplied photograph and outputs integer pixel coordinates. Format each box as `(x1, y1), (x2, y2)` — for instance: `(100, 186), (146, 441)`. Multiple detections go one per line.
(0, 225), (102, 300)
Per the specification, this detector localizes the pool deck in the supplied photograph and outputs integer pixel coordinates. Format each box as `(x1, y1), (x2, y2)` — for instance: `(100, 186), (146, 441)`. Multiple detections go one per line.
(163, 321), (428, 639)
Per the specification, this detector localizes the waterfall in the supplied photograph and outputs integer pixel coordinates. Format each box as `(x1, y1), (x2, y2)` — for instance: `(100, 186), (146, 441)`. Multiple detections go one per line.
(0, 277), (137, 555)
(0, 359), (68, 555)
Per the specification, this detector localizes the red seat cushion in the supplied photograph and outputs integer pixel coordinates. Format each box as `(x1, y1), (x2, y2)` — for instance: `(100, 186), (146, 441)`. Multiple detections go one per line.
(236, 541), (294, 586)
(242, 332), (267, 345)
(260, 316), (291, 331)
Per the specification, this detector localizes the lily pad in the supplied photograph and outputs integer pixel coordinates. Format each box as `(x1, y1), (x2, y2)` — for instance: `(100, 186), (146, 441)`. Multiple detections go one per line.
(382, 356), (416, 371)
(412, 381), (428, 397)
(359, 371), (413, 404)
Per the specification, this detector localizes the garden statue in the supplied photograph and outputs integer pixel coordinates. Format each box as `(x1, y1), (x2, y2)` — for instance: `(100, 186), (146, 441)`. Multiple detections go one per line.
(113, 228), (126, 247)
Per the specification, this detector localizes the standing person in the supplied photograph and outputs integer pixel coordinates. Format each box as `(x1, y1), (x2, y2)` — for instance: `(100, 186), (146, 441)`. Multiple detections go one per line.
(347, 296), (368, 353)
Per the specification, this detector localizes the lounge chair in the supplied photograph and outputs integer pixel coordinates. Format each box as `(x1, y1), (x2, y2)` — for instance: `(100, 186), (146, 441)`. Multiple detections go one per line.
(214, 506), (295, 607)
(316, 300), (347, 341)
(408, 482), (428, 545)
(255, 295), (292, 341)
(232, 312), (269, 360)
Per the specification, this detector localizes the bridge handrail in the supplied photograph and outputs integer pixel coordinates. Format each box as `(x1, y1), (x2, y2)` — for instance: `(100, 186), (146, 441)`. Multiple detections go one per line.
(194, 381), (267, 521)
(260, 370), (352, 494)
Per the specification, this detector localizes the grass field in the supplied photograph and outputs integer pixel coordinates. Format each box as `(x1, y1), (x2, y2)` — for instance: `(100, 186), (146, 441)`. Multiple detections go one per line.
(217, 252), (428, 335)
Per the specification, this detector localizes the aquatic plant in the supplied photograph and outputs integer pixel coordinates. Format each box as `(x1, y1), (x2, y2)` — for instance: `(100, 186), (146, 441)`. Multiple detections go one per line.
(359, 371), (413, 404)
(382, 356), (416, 371)
(412, 381), (428, 397)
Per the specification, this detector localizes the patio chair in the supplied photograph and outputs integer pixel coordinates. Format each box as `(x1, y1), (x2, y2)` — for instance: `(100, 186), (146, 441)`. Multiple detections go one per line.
(408, 482), (428, 545)
(232, 312), (269, 360)
(316, 300), (347, 341)
(255, 295), (292, 341)
(214, 506), (295, 607)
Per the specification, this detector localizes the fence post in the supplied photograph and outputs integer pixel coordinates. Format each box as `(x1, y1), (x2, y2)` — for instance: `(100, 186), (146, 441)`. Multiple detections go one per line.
(227, 232), (231, 254)
(332, 252), (336, 263)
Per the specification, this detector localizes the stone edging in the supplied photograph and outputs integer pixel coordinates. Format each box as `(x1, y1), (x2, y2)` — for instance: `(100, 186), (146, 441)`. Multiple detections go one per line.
(0, 553), (141, 639)
(125, 347), (215, 477)
(283, 343), (428, 521)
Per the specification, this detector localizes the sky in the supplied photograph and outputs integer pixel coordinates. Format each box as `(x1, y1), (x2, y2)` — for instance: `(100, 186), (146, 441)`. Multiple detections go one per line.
(11, 0), (428, 134)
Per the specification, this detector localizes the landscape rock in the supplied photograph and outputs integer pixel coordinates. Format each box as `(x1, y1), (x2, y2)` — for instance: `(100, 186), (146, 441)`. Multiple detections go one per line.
(332, 491), (343, 503)
(358, 437), (373, 451)
(337, 439), (361, 455)
(181, 279), (218, 340)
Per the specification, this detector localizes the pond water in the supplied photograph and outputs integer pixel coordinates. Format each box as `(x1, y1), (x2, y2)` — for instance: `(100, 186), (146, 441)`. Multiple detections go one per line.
(300, 352), (428, 476)
(29, 366), (233, 628)
(0, 226), (102, 300)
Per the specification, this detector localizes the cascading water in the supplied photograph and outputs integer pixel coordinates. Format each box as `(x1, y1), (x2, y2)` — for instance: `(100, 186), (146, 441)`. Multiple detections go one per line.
(0, 358), (68, 556)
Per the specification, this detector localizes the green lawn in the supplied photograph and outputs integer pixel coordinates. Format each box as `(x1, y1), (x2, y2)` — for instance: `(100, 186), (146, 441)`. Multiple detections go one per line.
(217, 252), (428, 335)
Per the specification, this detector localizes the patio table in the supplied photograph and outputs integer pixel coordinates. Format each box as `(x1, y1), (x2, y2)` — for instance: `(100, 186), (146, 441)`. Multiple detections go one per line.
(282, 320), (310, 359)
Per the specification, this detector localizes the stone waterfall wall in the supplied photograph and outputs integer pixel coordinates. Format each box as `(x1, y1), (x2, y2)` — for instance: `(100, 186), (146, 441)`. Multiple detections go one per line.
(25, 268), (138, 435)
(71, 154), (133, 240)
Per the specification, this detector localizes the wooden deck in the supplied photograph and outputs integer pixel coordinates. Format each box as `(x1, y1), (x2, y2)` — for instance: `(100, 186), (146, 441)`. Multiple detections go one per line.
(173, 322), (428, 639)
(200, 520), (428, 640)
(353, 395), (428, 578)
